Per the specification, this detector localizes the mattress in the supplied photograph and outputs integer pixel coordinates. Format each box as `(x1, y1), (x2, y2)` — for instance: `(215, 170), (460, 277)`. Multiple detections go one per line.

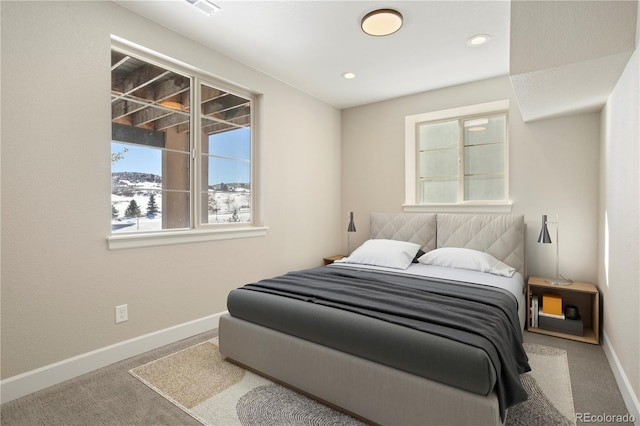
(331, 263), (527, 330)
(226, 263), (529, 417)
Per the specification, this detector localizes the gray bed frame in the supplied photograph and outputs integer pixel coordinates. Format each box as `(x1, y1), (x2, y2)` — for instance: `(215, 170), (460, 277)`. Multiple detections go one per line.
(219, 213), (525, 426)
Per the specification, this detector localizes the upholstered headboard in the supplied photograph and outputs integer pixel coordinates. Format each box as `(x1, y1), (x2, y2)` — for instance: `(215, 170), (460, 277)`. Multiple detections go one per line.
(370, 213), (525, 276)
(370, 213), (437, 251)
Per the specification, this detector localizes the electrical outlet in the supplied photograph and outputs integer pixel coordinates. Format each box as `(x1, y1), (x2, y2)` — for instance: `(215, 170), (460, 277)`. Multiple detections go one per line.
(115, 304), (128, 324)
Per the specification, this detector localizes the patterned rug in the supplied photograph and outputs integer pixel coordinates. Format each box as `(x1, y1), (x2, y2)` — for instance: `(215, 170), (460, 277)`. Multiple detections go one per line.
(129, 339), (575, 425)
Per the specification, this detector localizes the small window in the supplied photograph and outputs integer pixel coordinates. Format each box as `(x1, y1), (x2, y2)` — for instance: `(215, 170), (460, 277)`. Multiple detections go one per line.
(405, 101), (509, 208)
(110, 42), (262, 248)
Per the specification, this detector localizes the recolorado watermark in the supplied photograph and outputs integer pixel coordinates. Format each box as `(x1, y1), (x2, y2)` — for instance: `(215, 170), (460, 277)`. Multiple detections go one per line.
(576, 412), (636, 423)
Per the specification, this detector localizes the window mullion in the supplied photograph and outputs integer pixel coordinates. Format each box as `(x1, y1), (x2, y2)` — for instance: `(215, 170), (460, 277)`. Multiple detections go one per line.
(192, 77), (201, 229)
(458, 120), (464, 203)
(414, 126), (420, 204)
(503, 114), (510, 203)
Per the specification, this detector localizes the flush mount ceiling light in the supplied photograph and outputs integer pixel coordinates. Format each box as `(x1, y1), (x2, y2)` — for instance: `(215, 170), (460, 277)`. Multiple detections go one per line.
(342, 72), (356, 79)
(361, 9), (403, 36)
(184, 0), (220, 16)
(467, 34), (492, 46)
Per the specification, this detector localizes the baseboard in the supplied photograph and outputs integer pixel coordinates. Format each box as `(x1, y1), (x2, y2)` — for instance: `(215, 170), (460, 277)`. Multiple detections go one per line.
(0, 312), (225, 404)
(602, 330), (640, 422)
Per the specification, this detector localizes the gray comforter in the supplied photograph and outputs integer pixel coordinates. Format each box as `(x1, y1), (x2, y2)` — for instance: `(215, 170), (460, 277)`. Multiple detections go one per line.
(231, 266), (530, 420)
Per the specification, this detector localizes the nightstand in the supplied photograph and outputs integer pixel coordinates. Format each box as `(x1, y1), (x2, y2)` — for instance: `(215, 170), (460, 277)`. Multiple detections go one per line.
(323, 255), (345, 266)
(527, 276), (600, 344)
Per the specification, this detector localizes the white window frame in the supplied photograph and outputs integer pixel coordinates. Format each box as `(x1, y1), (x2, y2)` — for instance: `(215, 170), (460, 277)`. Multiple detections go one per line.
(403, 100), (512, 213)
(108, 38), (266, 250)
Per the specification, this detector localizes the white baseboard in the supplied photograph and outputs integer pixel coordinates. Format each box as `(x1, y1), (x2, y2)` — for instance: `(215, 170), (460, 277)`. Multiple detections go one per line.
(602, 330), (640, 423)
(0, 312), (225, 404)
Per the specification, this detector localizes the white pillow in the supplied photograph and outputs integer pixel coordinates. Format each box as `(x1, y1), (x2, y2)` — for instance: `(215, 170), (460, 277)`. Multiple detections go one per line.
(418, 247), (515, 277)
(336, 239), (422, 270)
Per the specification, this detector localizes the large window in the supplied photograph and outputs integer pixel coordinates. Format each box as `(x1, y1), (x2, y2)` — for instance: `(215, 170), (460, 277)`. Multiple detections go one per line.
(405, 100), (510, 210)
(110, 42), (261, 248)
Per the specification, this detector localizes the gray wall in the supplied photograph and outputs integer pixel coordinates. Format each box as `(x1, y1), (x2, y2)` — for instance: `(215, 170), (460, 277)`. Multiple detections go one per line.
(599, 47), (640, 416)
(341, 76), (600, 282)
(1, 1), (342, 379)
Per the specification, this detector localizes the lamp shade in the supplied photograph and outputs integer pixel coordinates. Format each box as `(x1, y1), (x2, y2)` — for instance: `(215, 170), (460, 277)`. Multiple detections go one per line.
(537, 214), (552, 244)
(347, 212), (356, 232)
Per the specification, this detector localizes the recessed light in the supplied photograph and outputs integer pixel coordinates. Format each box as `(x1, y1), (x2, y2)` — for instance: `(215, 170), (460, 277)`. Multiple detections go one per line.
(361, 9), (403, 37)
(342, 72), (356, 79)
(160, 100), (184, 110)
(467, 34), (491, 46)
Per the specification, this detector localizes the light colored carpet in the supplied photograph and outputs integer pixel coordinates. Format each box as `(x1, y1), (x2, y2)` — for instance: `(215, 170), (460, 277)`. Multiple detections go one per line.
(504, 343), (575, 426)
(130, 339), (575, 426)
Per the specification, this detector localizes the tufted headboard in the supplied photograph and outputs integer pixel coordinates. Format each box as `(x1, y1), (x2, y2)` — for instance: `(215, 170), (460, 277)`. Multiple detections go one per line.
(370, 213), (525, 276)
(370, 213), (437, 251)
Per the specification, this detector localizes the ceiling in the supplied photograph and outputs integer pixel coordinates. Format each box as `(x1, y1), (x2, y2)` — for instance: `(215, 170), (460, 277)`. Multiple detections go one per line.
(114, 1), (637, 121)
(111, 50), (251, 139)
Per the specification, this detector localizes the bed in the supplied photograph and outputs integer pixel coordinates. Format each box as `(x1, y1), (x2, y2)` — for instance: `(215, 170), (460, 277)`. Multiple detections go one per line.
(219, 213), (529, 425)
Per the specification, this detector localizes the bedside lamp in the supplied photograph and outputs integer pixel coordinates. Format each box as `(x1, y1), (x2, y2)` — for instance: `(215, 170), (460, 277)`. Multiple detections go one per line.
(347, 212), (356, 254)
(537, 214), (572, 285)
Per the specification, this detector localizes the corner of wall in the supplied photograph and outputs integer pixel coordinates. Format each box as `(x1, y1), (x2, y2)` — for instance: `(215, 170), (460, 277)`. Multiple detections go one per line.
(602, 330), (640, 422)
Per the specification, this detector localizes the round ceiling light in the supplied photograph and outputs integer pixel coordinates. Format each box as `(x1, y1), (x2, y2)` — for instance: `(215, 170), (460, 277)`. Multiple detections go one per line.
(467, 34), (492, 46)
(361, 9), (403, 37)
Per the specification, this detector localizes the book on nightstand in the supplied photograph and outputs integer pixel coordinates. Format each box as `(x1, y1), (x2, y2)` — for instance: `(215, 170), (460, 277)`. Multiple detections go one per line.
(538, 310), (584, 336)
(538, 310), (565, 320)
(530, 295), (539, 327)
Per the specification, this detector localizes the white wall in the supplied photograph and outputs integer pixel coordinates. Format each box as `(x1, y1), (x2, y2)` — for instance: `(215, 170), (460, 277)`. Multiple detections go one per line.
(599, 46), (640, 416)
(0, 1), (342, 380)
(341, 76), (600, 281)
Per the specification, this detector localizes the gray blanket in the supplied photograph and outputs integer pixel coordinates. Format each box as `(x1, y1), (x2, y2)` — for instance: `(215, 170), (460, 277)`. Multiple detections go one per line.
(235, 266), (530, 420)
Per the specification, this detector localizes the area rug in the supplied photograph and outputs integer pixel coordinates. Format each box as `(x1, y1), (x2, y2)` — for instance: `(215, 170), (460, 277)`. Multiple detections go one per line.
(505, 343), (575, 426)
(129, 339), (575, 426)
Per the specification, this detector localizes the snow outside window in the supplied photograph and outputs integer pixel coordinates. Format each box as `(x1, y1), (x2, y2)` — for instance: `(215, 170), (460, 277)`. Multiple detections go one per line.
(109, 41), (264, 249)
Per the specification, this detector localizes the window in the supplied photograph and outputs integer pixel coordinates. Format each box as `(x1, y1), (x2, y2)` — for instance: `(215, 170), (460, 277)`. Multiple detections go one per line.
(404, 100), (510, 211)
(199, 84), (252, 225)
(109, 41), (264, 249)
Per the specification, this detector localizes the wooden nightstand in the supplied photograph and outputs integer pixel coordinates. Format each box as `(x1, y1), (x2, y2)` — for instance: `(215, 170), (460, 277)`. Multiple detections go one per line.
(323, 255), (345, 265)
(527, 276), (600, 344)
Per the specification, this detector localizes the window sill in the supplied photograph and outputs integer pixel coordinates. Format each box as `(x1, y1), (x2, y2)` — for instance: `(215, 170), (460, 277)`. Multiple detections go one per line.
(402, 203), (513, 214)
(107, 226), (268, 250)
